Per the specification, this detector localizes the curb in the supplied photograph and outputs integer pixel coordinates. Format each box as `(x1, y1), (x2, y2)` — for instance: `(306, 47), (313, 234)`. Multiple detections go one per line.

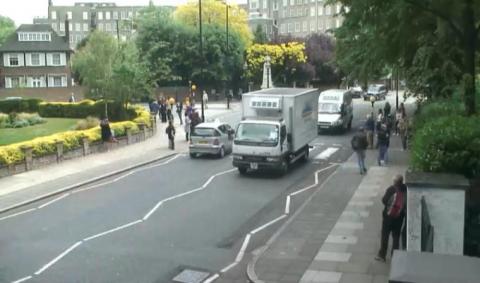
(246, 163), (341, 283)
(0, 152), (184, 215)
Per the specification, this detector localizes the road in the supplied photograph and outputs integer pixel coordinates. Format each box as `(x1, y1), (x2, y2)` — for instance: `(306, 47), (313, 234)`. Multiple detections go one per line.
(0, 92), (402, 283)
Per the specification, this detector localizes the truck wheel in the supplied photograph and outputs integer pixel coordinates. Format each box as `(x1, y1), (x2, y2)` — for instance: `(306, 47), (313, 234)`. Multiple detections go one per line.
(347, 118), (352, 130)
(301, 146), (309, 162)
(189, 153), (196, 158)
(279, 159), (288, 175)
(238, 167), (247, 175)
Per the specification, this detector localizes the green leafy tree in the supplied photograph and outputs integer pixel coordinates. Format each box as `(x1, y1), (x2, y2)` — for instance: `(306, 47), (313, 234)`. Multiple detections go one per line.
(0, 15), (15, 46)
(332, 0), (480, 115)
(253, 25), (268, 44)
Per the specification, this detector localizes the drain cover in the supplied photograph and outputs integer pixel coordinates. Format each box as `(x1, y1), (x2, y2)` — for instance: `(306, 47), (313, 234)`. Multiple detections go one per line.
(172, 269), (210, 283)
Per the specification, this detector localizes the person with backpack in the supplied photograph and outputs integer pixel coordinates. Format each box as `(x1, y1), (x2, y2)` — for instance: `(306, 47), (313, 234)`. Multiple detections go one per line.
(165, 121), (176, 150)
(351, 127), (369, 174)
(375, 174), (407, 262)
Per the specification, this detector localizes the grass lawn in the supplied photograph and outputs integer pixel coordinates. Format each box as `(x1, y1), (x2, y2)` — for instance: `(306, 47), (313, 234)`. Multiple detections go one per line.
(0, 118), (80, 146)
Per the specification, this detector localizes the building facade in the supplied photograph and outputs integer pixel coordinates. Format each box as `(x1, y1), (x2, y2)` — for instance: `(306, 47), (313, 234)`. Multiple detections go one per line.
(34, 1), (144, 48)
(0, 24), (73, 90)
(247, 0), (343, 39)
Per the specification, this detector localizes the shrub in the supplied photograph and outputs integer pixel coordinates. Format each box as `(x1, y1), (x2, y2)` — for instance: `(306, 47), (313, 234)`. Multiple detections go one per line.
(412, 100), (465, 134)
(0, 113), (8, 128)
(0, 98), (42, 113)
(74, 116), (100, 130)
(0, 112), (45, 129)
(38, 100), (137, 121)
(411, 115), (480, 178)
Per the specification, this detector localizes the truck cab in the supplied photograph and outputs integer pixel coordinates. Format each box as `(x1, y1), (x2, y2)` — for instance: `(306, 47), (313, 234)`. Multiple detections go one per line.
(317, 89), (353, 133)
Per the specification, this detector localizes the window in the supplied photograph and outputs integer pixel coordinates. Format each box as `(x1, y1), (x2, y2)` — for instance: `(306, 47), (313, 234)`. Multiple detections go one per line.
(336, 4), (341, 14)
(98, 12), (103, 20)
(98, 23), (104, 31)
(67, 11), (72, 20)
(121, 11), (126, 19)
(310, 21), (315, 31)
(113, 11), (118, 19)
(52, 53), (61, 65)
(51, 23), (57, 31)
(51, 11), (57, 20)
(273, 0), (278, 10)
(287, 22), (293, 32)
(303, 21), (308, 32)
(295, 22), (300, 32)
(53, 76), (62, 87)
(325, 20), (331, 30)
(32, 77), (42, 88)
(263, 0), (267, 9)
(106, 11), (111, 20)
(60, 22), (65, 31)
(31, 53), (40, 65)
(283, 0), (287, 6)
(76, 34), (82, 42)
(310, 7), (315, 16)
(11, 77), (20, 88)
(75, 23), (81, 31)
(128, 11), (133, 18)
(83, 23), (89, 31)
(280, 23), (286, 33)
(290, 0), (294, 5)
(69, 23), (72, 31)
(326, 5), (331, 15)
(106, 23), (111, 31)
(83, 11), (88, 20)
(318, 6), (324, 15)
(9, 54), (19, 66)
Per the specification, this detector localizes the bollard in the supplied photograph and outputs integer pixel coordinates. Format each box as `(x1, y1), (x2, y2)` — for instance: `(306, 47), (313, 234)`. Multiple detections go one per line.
(125, 126), (132, 144)
(21, 145), (33, 171)
(81, 137), (90, 156)
(138, 123), (147, 140)
(55, 140), (64, 162)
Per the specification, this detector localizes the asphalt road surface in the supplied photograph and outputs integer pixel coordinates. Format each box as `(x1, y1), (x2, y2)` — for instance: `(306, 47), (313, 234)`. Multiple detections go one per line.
(0, 93), (399, 283)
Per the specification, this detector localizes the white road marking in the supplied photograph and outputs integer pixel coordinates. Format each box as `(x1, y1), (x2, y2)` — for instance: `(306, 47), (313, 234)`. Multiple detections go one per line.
(220, 262), (238, 273)
(34, 241), (82, 275)
(11, 276), (32, 283)
(290, 164), (338, 196)
(142, 201), (163, 221)
(285, 196), (291, 214)
(161, 187), (203, 202)
(38, 194), (69, 209)
(83, 220), (142, 242)
(235, 233), (251, 263)
(314, 147), (339, 160)
(0, 208), (36, 221)
(203, 273), (220, 283)
(250, 215), (287, 235)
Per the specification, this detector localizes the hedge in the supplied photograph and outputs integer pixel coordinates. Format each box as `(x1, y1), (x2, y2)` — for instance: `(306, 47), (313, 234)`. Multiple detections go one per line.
(0, 98), (42, 113)
(411, 115), (480, 178)
(38, 100), (137, 121)
(0, 121), (140, 166)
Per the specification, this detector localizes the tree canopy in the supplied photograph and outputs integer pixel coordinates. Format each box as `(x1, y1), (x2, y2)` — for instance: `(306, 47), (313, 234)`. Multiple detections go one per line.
(0, 15), (15, 46)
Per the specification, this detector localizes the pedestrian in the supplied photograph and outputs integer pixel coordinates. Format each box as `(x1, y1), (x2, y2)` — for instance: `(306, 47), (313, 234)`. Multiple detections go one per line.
(167, 106), (173, 123)
(384, 101), (391, 117)
(202, 90), (209, 109)
(377, 109), (384, 125)
(176, 101), (183, 125)
(184, 113), (191, 141)
(365, 114), (375, 149)
(100, 117), (117, 143)
(398, 117), (408, 151)
(370, 95), (376, 108)
(68, 93), (75, 103)
(159, 101), (167, 123)
(351, 127), (369, 174)
(149, 100), (159, 121)
(375, 174), (407, 262)
(190, 110), (201, 135)
(165, 120), (176, 150)
(377, 124), (389, 166)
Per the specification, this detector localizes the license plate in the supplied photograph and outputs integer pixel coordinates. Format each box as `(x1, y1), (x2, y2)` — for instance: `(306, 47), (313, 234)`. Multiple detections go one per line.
(250, 162), (258, 170)
(320, 125), (329, 129)
(198, 140), (208, 144)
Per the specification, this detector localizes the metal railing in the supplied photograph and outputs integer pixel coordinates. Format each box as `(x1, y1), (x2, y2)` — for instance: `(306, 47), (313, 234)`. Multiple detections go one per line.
(421, 196), (434, 252)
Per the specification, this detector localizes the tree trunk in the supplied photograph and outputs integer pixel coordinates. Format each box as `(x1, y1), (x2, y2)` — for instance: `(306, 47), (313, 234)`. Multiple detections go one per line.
(463, 0), (476, 116)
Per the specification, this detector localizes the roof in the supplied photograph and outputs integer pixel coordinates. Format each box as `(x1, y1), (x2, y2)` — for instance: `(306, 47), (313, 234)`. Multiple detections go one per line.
(320, 89), (349, 96)
(196, 122), (224, 128)
(0, 24), (72, 52)
(247, 88), (318, 96)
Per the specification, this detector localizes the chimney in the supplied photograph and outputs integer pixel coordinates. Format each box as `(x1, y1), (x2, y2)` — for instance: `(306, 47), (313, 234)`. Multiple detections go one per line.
(65, 15), (70, 44)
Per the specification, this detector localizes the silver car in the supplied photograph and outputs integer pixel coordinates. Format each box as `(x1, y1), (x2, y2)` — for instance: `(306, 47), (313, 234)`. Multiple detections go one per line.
(189, 122), (234, 158)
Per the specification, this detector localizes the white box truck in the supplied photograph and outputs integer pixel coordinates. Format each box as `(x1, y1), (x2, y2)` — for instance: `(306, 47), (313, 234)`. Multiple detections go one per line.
(232, 88), (320, 174)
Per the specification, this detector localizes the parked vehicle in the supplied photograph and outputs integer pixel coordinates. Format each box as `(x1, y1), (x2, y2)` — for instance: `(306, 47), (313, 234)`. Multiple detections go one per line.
(317, 89), (353, 133)
(232, 88), (319, 175)
(363, 84), (387, 101)
(350, 86), (364, 98)
(189, 121), (234, 158)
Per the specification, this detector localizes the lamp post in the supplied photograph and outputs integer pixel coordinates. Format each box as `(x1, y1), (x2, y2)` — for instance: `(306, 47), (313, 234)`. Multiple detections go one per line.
(198, 0), (205, 122)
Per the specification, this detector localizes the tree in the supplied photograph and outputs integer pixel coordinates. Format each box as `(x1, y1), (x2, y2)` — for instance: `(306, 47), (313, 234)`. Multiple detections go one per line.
(305, 33), (340, 86)
(332, 0), (480, 115)
(0, 15), (15, 46)
(174, 0), (252, 47)
(245, 42), (307, 86)
(253, 25), (268, 44)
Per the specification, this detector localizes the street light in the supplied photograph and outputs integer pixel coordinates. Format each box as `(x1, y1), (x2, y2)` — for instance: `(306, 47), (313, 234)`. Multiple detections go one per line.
(198, 0), (205, 122)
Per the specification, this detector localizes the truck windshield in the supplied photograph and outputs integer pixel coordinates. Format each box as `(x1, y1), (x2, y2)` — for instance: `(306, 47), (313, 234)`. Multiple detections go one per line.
(318, 103), (340, 114)
(235, 123), (279, 146)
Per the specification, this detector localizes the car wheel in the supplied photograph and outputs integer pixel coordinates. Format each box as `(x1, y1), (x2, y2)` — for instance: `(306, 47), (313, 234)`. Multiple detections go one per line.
(189, 152), (197, 158)
(218, 147), (225, 158)
(238, 167), (247, 175)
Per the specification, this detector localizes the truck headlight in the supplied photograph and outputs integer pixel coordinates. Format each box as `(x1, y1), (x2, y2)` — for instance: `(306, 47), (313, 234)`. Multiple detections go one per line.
(334, 119), (343, 125)
(233, 155), (243, 160)
(266, 157), (280, 162)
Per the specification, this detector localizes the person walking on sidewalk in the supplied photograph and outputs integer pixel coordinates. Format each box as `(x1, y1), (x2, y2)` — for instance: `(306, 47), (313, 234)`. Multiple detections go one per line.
(184, 113), (191, 141)
(384, 101), (391, 117)
(375, 174), (407, 262)
(202, 90), (209, 109)
(166, 121), (176, 150)
(176, 101), (183, 125)
(365, 114), (375, 149)
(377, 124), (389, 166)
(351, 127), (369, 174)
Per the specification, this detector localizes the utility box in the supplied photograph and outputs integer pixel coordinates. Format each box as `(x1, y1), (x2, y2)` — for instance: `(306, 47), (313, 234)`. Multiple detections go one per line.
(405, 171), (469, 255)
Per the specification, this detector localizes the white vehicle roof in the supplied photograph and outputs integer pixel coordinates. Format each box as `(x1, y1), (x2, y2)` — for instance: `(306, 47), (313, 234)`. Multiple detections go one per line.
(240, 119), (280, 125)
(195, 122), (225, 128)
(319, 89), (349, 102)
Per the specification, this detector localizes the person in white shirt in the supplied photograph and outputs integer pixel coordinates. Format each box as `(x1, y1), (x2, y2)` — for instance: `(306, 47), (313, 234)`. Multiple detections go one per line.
(202, 91), (209, 109)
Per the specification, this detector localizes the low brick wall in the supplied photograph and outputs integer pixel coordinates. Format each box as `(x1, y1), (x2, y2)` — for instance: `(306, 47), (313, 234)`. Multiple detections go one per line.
(0, 121), (156, 178)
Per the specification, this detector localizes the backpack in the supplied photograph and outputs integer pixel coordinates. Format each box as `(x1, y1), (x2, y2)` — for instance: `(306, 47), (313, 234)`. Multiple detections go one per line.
(387, 187), (405, 218)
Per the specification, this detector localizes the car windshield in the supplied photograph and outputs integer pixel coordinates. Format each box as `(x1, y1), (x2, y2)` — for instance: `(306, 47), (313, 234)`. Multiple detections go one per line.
(318, 103), (340, 114)
(235, 123), (279, 144)
(368, 86), (380, 92)
(192, 127), (219, 137)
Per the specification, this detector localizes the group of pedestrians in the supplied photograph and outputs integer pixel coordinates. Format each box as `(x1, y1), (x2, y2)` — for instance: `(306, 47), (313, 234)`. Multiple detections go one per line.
(351, 102), (408, 175)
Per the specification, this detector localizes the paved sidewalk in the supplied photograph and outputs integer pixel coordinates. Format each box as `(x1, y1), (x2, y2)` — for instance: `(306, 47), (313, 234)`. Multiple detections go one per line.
(248, 135), (409, 283)
(0, 103), (240, 212)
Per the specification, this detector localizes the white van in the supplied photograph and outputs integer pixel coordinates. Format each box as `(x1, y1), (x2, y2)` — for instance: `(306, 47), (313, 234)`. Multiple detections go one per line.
(317, 89), (353, 133)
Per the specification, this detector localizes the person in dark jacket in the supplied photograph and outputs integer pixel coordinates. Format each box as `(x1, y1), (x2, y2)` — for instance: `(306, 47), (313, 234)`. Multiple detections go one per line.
(375, 174), (407, 262)
(377, 123), (389, 166)
(351, 127), (369, 174)
(365, 114), (375, 149)
(159, 101), (167, 123)
(384, 101), (391, 117)
(165, 120), (176, 150)
(100, 118), (117, 143)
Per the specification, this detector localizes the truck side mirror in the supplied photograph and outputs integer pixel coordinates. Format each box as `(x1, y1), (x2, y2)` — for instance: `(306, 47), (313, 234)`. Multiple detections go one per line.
(280, 126), (286, 143)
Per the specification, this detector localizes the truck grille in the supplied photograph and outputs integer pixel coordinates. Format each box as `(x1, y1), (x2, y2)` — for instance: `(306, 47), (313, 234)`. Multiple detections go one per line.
(318, 122), (331, 127)
(243, 156), (266, 162)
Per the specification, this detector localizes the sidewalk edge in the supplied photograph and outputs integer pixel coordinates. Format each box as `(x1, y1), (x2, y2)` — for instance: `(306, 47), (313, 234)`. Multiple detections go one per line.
(246, 165), (340, 283)
(0, 152), (184, 215)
